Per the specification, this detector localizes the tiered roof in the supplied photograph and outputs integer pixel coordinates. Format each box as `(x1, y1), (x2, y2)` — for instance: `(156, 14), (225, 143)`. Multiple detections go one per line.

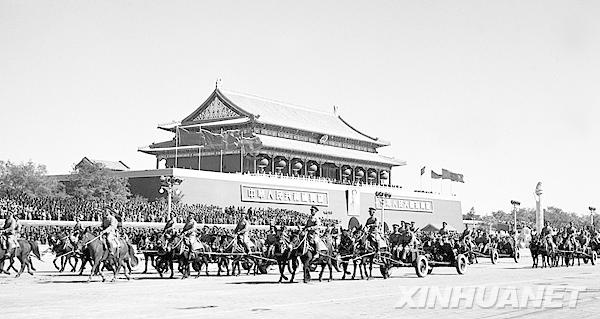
(143, 88), (404, 167)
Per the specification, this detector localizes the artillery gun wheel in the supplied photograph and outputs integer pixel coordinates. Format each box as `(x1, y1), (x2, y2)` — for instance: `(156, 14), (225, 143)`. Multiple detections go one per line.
(456, 254), (467, 275)
(490, 249), (498, 264)
(415, 255), (429, 278)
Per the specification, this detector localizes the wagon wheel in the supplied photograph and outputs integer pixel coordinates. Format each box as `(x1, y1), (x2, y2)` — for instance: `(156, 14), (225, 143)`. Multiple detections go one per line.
(490, 249), (499, 264)
(455, 254), (467, 275)
(592, 251), (597, 265)
(513, 250), (521, 263)
(415, 255), (429, 278)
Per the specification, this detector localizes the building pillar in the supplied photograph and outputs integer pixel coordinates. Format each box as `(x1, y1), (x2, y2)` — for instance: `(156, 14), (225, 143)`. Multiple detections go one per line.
(271, 154), (275, 175)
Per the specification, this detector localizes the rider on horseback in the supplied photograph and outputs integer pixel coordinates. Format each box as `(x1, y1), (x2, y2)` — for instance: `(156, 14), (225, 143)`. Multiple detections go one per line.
(101, 208), (119, 258)
(65, 215), (83, 251)
(1, 211), (18, 259)
(181, 213), (198, 254)
(365, 207), (380, 252)
(304, 206), (321, 258)
(541, 222), (556, 249)
(234, 209), (251, 254)
(162, 216), (175, 238)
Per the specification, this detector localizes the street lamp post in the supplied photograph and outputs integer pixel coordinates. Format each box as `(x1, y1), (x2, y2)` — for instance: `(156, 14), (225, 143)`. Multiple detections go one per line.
(589, 207), (596, 228)
(375, 191), (392, 234)
(511, 200), (521, 248)
(159, 176), (183, 220)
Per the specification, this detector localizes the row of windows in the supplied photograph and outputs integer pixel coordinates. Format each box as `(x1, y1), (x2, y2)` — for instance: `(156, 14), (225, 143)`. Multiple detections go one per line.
(253, 126), (377, 153)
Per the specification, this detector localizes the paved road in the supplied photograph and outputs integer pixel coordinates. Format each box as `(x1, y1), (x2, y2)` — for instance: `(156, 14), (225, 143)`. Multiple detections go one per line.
(1, 251), (599, 319)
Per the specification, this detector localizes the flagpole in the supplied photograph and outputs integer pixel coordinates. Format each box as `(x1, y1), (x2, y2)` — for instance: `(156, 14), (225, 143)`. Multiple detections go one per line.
(419, 166), (423, 191)
(220, 128), (224, 173)
(240, 143), (244, 174)
(175, 126), (179, 169)
(197, 124), (202, 171)
(198, 146), (202, 170)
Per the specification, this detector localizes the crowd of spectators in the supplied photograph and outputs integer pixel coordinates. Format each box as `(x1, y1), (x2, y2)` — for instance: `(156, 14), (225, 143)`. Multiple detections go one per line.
(0, 191), (339, 228)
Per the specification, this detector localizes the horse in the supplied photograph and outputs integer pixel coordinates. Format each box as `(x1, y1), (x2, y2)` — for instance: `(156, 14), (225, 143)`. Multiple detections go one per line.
(174, 234), (212, 279)
(559, 235), (578, 267)
(137, 235), (158, 274)
(154, 233), (178, 278)
(297, 230), (338, 283)
(352, 228), (378, 280)
(542, 235), (558, 267)
(338, 229), (357, 280)
(530, 234), (542, 268)
(76, 231), (138, 282)
(0, 239), (41, 277)
(216, 234), (264, 276)
(272, 229), (300, 283)
(48, 235), (79, 272)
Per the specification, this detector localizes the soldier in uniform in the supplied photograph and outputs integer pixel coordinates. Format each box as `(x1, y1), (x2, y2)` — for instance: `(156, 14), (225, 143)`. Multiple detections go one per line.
(181, 214), (198, 254)
(303, 206), (321, 258)
(439, 222), (449, 236)
(100, 209), (119, 258)
(265, 223), (278, 258)
(365, 207), (380, 251)
(389, 224), (401, 259)
(234, 209), (251, 253)
(410, 221), (417, 232)
(163, 216), (175, 238)
(2, 212), (19, 259)
(68, 215), (84, 249)
(400, 221), (416, 261)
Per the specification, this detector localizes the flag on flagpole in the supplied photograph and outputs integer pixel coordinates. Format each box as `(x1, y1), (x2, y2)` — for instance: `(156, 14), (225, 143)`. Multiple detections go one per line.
(442, 168), (452, 180)
(179, 127), (206, 146)
(431, 170), (442, 179)
(441, 168), (465, 183)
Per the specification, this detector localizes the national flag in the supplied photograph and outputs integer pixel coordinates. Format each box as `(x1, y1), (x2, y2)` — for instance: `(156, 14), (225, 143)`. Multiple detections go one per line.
(442, 168), (465, 182)
(442, 168), (452, 180)
(223, 130), (241, 150)
(431, 170), (442, 179)
(201, 129), (226, 148)
(420, 166), (426, 176)
(178, 127), (206, 146)
(241, 135), (263, 154)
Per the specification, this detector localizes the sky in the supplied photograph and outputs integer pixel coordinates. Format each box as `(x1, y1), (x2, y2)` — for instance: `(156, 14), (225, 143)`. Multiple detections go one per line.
(1, 1), (599, 215)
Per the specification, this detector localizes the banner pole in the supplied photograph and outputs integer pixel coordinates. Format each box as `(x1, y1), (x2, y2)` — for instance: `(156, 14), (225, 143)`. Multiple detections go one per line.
(175, 126), (179, 169)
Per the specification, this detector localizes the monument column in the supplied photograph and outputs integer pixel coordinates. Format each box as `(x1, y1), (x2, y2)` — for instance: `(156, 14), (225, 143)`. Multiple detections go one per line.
(535, 182), (543, 232)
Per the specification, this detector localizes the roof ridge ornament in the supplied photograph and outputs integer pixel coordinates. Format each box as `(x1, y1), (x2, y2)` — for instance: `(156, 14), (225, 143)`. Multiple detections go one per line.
(215, 78), (222, 89)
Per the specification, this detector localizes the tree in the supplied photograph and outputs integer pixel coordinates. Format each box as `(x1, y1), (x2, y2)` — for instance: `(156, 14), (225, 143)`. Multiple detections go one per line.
(0, 160), (65, 197)
(463, 207), (481, 220)
(68, 162), (131, 202)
